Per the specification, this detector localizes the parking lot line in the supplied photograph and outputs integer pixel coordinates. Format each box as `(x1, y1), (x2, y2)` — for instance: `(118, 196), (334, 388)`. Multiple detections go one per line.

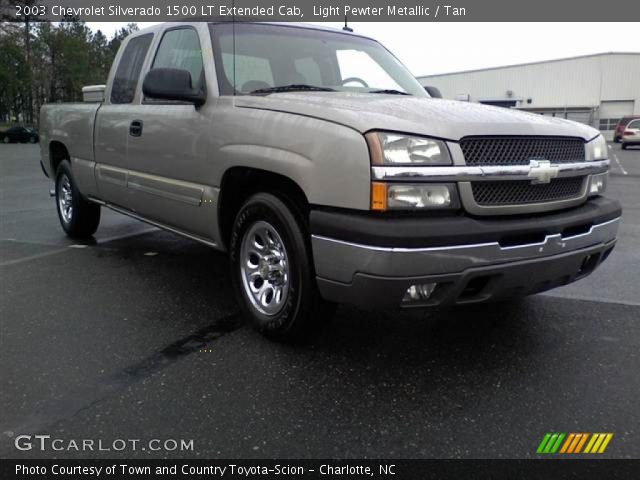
(0, 247), (70, 267)
(608, 145), (628, 175)
(0, 228), (158, 267)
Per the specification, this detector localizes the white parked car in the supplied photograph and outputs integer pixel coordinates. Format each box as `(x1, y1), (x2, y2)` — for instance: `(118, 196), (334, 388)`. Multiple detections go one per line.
(621, 118), (640, 149)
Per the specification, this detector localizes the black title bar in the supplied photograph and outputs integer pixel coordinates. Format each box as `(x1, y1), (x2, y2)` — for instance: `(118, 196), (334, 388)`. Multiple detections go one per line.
(2, 459), (640, 480)
(1, 0), (640, 22)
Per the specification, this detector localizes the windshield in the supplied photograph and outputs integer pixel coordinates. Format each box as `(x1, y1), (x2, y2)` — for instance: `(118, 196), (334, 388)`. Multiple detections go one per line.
(210, 23), (427, 96)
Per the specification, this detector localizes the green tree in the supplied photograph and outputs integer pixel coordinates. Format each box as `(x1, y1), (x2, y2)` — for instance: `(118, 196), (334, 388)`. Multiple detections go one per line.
(0, 21), (138, 125)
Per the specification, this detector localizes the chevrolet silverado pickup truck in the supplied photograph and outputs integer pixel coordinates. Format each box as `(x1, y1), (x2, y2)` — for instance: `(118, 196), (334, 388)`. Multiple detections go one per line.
(39, 22), (621, 341)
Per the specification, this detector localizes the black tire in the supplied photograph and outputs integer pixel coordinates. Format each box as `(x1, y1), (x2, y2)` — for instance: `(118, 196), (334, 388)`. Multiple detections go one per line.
(55, 160), (101, 238)
(230, 192), (335, 342)
(622, 143), (627, 150)
(2, 136), (9, 144)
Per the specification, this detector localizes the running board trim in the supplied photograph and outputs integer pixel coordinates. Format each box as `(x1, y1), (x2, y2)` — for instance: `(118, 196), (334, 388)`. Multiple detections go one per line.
(87, 197), (220, 249)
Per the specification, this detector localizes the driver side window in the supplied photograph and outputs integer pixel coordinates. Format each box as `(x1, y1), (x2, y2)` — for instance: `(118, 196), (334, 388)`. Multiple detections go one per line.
(152, 28), (204, 90)
(336, 49), (402, 90)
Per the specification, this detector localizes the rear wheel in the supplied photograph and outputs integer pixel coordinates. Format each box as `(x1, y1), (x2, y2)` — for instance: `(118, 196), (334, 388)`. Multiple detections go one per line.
(230, 193), (334, 342)
(55, 160), (101, 238)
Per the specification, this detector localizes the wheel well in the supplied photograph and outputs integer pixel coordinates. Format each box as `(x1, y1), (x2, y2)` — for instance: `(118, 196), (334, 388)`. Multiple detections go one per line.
(49, 141), (69, 175)
(218, 167), (310, 250)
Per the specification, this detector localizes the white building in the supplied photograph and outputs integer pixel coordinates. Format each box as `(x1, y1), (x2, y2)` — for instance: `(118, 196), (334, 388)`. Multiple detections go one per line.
(418, 52), (640, 140)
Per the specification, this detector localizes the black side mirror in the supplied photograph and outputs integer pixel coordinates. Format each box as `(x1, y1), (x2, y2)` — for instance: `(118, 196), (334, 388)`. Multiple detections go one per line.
(424, 86), (443, 98)
(142, 68), (205, 106)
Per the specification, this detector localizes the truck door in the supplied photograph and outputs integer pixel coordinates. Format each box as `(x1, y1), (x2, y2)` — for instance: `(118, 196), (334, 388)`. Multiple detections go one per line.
(124, 26), (219, 242)
(94, 33), (154, 209)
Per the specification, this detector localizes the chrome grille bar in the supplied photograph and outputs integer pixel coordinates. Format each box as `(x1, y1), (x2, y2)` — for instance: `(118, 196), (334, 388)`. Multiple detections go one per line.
(371, 160), (609, 183)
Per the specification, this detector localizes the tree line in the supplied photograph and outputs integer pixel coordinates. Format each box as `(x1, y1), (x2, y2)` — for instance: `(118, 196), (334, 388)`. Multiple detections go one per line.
(0, 21), (139, 126)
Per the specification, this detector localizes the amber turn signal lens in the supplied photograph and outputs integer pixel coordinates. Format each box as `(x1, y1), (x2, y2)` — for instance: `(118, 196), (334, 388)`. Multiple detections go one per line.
(371, 182), (388, 211)
(365, 132), (384, 165)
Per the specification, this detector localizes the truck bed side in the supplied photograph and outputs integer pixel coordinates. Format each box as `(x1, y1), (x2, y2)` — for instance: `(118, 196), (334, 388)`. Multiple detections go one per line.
(39, 103), (101, 197)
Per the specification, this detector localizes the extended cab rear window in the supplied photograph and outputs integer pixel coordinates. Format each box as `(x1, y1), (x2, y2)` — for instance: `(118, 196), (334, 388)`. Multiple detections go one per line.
(111, 34), (153, 104)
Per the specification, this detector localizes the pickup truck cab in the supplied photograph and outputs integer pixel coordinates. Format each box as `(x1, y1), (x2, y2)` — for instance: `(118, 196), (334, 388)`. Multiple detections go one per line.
(39, 22), (621, 341)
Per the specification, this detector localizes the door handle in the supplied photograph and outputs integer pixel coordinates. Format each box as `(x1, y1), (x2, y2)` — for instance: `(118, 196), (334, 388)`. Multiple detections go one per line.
(129, 120), (143, 137)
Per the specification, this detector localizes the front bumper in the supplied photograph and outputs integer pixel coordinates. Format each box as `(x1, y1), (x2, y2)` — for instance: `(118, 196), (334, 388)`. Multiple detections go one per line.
(311, 197), (621, 309)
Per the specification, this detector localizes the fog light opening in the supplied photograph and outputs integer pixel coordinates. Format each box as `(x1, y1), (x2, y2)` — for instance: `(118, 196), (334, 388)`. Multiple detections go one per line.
(403, 283), (438, 304)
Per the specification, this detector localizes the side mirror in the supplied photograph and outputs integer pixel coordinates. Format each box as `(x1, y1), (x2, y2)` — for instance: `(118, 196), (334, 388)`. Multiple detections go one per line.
(424, 86), (443, 98)
(142, 68), (205, 106)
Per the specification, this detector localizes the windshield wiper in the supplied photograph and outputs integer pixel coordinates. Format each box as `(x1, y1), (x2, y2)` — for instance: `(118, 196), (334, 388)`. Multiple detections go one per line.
(249, 84), (336, 95)
(369, 89), (411, 96)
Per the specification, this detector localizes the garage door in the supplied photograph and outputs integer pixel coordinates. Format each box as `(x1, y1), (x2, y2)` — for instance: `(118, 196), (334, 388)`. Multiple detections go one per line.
(521, 108), (595, 127)
(565, 110), (594, 125)
(599, 100), (635, 140)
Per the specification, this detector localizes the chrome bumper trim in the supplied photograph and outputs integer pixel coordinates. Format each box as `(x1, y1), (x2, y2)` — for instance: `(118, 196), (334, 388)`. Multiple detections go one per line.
(311, 216), (620, 284)
(371, 159), (610, 182)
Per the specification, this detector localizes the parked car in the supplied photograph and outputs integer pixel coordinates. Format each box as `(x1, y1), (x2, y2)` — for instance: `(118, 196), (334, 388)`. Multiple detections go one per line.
(2, 126), (39, 144)
(39, 22), (621, 341)
(613, 115), (640, 143)
(621, 118), (640, 149)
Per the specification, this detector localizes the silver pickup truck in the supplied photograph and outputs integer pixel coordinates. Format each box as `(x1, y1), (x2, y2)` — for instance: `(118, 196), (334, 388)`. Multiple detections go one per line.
(40, 22), (621, 341)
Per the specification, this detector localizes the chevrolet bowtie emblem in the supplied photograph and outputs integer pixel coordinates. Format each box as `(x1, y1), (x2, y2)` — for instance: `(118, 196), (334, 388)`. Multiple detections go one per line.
(527, 159), (559, 184)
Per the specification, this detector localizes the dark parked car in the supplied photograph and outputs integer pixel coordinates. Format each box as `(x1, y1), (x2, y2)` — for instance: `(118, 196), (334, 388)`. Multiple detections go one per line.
(1, 126), (39, 144)
(614, 116), (640, 143)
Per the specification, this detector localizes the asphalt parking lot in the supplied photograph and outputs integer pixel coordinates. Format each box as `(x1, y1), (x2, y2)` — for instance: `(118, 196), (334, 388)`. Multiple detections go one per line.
(1, 143), (639, 459)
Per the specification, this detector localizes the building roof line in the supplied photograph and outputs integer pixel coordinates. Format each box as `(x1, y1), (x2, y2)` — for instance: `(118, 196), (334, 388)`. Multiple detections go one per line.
(417, 52), (640, 79)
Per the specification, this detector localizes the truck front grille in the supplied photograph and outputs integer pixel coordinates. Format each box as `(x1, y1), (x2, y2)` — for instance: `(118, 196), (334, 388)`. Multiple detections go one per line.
(471, 177), (586, 206)
(460, 136), (585, 166)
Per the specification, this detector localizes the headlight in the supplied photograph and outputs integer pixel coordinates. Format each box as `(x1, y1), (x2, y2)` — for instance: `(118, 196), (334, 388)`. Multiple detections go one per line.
(589, 172), (608, 196)
(585, 134), (607, 161)
(366, 132), (452, 165)
(371, 182), (460, 211)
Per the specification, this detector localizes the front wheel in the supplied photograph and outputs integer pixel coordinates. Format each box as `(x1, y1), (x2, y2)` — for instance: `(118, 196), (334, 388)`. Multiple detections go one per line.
(55, 160), (101, 238)
(230, 193), (335, 342)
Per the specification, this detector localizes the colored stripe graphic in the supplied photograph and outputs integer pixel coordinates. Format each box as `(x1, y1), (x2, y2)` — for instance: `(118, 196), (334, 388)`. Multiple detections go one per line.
(560, 433), (575, 453)
(567, 433), (583, 453)
(584, 434), (599, 453)
(550, 433), (565, 453)
(574, 433), (589, 453)
(538, 433), (613, 454)
(537, 433), (565, 454)
(585, 433), (614, 454)
(537, 433), (552, 454)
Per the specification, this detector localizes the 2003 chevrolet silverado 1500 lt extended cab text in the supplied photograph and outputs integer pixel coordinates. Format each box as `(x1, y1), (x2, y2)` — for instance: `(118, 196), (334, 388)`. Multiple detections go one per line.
(39, 22), (622, 341)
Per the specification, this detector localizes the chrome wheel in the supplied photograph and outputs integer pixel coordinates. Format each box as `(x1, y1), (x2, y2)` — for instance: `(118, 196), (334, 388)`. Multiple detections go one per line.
(240, 221), (290, 316)
(58, 174), (73, 224)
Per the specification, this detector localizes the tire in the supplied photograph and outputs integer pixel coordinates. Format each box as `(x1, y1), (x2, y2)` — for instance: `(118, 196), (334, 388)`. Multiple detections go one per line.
(2, 136), (9, 144)
(29, 136), (36, 143)
(55, 160), (101, 238)
(230, 192), (335, 342)
(622, 143), (627, 150)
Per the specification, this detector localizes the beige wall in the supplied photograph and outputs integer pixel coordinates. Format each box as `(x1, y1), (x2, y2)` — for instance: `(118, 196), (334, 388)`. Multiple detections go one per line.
(419, 53), (640, 112)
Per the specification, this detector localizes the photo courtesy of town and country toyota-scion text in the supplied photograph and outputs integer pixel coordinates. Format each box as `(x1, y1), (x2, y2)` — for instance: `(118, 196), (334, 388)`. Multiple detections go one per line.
(1, 0), (639, 479)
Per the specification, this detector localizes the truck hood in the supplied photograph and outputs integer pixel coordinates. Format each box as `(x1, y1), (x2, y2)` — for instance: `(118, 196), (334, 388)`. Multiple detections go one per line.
(235, 93), (600, 142)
